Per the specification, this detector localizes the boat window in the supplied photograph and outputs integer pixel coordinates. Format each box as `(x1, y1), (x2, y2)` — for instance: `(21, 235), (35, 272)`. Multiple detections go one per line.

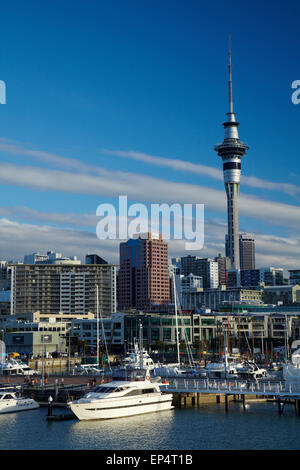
(142, 388), (156, 394)
(3, 394), (14, 399)
(123, 389), (142, 397)
(93, 386), (117, 393)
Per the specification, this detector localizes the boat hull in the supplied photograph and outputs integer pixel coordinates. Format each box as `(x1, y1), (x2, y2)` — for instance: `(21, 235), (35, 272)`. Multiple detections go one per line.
(69, 394), (174, 421)
(0, 399), (39, 414)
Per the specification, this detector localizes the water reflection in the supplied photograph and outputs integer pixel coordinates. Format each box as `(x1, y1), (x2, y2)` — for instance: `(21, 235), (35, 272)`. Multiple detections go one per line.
(1, 403), (300, 450)
(67, 410), (175, 449)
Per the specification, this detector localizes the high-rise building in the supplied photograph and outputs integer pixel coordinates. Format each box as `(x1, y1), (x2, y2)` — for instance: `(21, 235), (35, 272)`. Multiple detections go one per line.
(214, 254), (231, 285)
(181, 273), (203, 292)
(214, 40), (249, 270)
(85, 254), (108, 265)
(181, 255), (219, 289)
(289, 270), (300, 286)
(10, 263), (117, 317)
(24, 251), (81, 265)
(0, 261), (11, 290)
(171, 258), (181, 273)
(239, 233), (255, 270)
(118, 233), (170, 311)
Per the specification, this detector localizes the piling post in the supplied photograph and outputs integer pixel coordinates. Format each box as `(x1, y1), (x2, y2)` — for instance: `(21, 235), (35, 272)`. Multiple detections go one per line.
(178, 393), (182, 408)
(295, 399), (300, 416)
(225, 394), (229, 412)
(47, 395), (53, 417)
(278, 399), (282, 415)
(242, 394), (246, 410)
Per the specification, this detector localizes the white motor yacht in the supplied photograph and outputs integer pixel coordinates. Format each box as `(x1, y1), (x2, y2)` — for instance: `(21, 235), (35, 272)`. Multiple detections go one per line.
(0, 359), (39, 376)
(68, 372), (173, 420)
(199, 357), (270, 380)
(121, 340), (155, 371)
(0, 389), (39, 414)
(73, 364), (104, 376)
(282, 348), (300, 384)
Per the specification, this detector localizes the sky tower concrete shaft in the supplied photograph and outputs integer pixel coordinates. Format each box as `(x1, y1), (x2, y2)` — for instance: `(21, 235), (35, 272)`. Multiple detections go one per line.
(214, 39), (249, 270)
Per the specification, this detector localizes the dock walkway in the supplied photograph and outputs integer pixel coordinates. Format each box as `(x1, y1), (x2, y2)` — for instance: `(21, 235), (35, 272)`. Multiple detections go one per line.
(160, 377), (300, 398)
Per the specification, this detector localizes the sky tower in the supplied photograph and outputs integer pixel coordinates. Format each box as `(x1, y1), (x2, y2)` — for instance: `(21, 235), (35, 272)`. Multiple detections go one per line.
(214, 38), (249, 271)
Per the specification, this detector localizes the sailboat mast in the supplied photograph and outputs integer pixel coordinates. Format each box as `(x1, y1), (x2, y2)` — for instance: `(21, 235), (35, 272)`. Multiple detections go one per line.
(139, 320), (143, 370)
(96, 285), (100, 368)
(173, 273), (180, 366)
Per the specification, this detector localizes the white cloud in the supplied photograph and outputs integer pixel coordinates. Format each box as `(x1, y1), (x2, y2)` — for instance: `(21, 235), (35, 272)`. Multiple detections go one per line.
(0, 216), (299, 271)
(0, 138), (300, 269)
(0, 218), (119, 264)
(103, 148), (300, 198)
(1, 162), (300, 231)
(0, 206), (97, 228)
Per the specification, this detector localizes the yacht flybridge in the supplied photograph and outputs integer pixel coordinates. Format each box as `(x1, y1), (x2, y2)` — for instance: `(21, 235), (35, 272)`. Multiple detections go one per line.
(68, 370), (173, 420)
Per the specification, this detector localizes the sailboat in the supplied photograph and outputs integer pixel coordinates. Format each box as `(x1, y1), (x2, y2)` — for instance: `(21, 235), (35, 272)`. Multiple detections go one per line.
(152, 273), (200, 378)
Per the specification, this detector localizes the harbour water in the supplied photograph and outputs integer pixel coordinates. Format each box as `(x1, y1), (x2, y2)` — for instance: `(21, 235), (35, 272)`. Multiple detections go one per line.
(1, 401), (300, 450)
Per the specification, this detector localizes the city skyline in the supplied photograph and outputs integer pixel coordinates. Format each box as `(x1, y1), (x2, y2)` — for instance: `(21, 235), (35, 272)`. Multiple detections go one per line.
(0, 1), (299, 270)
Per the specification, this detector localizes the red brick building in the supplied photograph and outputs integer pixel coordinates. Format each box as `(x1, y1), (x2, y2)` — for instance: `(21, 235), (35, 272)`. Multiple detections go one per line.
(118, 233), (170, 311)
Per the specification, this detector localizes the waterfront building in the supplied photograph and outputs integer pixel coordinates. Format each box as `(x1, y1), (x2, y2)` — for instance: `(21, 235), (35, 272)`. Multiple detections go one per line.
(10, 263), (117, 317)
(182, 285), (263, 311)
(262, 285), (300, 306)
(71, 312), (126, 352)
(1, 316), (68, 335)
(1, 310), (95, 330)
(68, 308), (300, 354)
(118, 233), (170, 311)
(124, 312), (195, 348)
(4, 330), (67, 356)
(214, 41), (249, 270)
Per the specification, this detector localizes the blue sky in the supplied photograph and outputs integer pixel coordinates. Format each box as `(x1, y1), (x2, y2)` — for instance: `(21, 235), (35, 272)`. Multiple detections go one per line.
(0, 0), (300, 269)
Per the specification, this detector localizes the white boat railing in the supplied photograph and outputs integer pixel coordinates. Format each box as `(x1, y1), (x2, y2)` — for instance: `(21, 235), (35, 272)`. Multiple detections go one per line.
(160, 377), (300, 397)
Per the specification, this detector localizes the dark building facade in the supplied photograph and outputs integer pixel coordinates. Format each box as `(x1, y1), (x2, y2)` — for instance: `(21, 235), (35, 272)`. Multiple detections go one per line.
(239, 233), (255, 270)
(118, 233), (170, 311)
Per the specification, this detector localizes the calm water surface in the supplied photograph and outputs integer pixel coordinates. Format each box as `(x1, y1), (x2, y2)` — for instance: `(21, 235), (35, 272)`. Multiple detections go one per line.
(1, 401), (300, 450)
